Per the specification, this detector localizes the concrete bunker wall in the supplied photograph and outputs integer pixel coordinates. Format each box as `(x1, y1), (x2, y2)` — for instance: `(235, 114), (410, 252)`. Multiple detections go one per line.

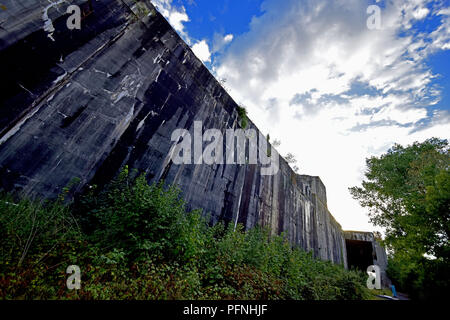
(0, 0), (387, 274)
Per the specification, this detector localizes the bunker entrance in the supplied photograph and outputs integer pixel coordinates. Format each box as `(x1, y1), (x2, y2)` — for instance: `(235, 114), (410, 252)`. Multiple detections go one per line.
(345, 239), (374, 271)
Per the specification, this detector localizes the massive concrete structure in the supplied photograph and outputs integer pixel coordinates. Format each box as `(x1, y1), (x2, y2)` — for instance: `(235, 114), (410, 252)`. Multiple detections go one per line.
(0, 0), (388, 280)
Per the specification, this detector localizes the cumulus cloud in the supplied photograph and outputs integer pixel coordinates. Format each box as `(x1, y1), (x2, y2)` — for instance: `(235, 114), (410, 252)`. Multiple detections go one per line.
(213, 0), (450, 231)
(192, 40), (212, 63)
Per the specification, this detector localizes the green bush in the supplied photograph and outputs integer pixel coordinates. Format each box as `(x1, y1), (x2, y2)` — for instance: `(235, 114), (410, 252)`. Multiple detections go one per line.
(79, 166), (198, 262)
(0, 167), (371, 300)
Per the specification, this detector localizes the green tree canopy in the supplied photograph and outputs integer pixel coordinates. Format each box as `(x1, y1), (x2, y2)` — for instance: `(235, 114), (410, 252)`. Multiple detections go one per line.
(349, 138), (449, 261)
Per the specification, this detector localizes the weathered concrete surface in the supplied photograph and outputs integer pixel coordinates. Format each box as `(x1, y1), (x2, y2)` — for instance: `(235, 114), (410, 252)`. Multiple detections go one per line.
(0, 0), (385, 270)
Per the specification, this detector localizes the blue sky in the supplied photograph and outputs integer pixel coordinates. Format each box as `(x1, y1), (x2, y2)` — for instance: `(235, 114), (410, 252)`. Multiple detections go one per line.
(429, 50), (450, 110)
(178, 0), (262, 41)
(152, 0), (450, 232)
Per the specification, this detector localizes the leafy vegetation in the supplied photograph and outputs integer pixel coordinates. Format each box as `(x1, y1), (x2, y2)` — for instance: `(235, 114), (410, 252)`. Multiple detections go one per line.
(237, 106), (248, 129)
(285, 152), (299, 173)
(132, 0), (151, 19)
(350, 138), (449, 300)
(1, 166), (371, 300)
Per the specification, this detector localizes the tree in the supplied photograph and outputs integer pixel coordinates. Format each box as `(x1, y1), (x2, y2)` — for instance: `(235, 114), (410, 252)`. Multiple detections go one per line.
(349, 138), (449, 299)
(349, 138), (449, 259)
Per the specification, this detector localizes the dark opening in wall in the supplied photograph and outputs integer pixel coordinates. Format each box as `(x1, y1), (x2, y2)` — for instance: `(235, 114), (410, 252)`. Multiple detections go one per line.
(345, 239), (374, 271)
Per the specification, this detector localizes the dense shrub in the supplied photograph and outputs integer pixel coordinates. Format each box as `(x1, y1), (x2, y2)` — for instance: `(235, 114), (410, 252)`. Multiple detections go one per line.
(0, 167), (371, 300)
(387, 254), (449, 300)
(78, 167), (203, 263)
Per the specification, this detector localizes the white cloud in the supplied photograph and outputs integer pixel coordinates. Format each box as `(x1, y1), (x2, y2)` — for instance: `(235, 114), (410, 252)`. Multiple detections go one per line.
(413, 7), (430, 20)
(214, 0), (450, 231)
(212, 33), (234, 53)
(151, 0), (231, 62)
(192, 40), (211, 63)
(430, 6), (450, 50)
(151, 0), (190, 42)
(224, 34), (234, 42)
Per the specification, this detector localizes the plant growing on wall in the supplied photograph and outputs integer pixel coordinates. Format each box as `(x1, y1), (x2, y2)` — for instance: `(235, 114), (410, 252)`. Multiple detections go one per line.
(285, 153), (299, 173)
(272, 139), (281, 148)
(132, 0), (151, 19)
(237, 105), (248, 129)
